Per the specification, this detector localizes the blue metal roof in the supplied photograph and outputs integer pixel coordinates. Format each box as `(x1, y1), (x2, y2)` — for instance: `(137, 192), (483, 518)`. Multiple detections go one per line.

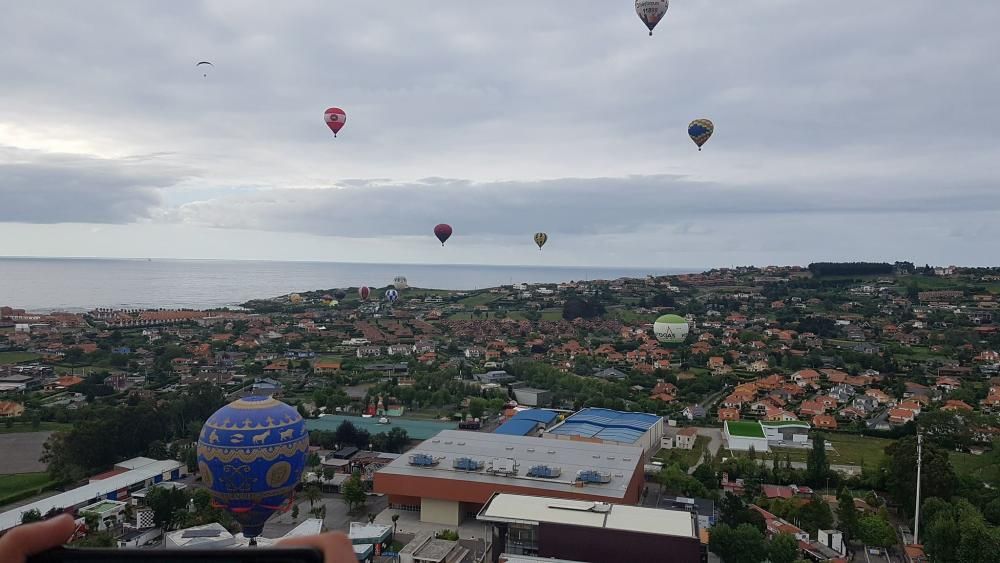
(547, 408), (660, 445)
(494, 419), (543, 436)
(494, 409), (560, 436)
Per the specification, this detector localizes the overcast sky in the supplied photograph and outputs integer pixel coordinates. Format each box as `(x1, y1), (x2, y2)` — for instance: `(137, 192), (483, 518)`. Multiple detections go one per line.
(2, 1), (998, 268)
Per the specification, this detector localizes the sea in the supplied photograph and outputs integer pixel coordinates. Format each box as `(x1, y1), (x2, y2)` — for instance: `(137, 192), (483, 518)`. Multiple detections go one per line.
(0, 257), (693, 312)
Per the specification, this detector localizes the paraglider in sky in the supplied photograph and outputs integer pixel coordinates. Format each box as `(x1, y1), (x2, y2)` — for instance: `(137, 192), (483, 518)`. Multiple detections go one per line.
(289, 293), (303, 305)
(385, 289), (399, 303)
(635, 0), (669, 36)
(533, 232), (548, 250)
(434, 224), (453, 246)
(197, 396), (308, 543)
(653, 314), (690, 344)
(196, 61), (213, 77)
(393, 276), (408, 290)
(333, 290), (347, 300)
(688, 119), (714, 151)
(358, 286), (371, 301)
(324, 107), (347, 137)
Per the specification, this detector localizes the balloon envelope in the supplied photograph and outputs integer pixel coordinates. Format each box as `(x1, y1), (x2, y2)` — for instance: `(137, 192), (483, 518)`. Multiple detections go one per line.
(385, 289), (399, 303)
(688, 119), (714, 150)
(359, 286), (371, 301)
(653, 314), (690, 344)
(434, 224), (453, 245)
(534, 232), (548, 250)
(196, 396), (308, 538)
(635, 0), (669, 35)
(324, 107), (347, 137)
(289, 293), (302, 304)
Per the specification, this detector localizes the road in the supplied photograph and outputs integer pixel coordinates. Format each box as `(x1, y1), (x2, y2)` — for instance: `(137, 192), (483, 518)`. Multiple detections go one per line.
(686, 427), (722, 475)
(263, 492), (387, 538)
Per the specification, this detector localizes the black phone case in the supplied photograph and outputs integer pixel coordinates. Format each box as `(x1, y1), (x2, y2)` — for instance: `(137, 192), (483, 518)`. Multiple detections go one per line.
(26, 547), (324, 563)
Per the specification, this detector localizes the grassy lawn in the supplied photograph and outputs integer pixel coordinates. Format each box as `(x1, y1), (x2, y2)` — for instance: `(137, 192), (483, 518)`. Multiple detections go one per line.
(456, 293), (500, 307)
(727, 421), (766, 438)
(0, 472), (59, 506)
(540, 309), (563, 321)
(753, 434), (893, 470)
(656, 435), (709, 468)
(950, 452), (1000, 485)
(607, 307), (646, 323)
(0, 422), (72, 434)
(0, 352), (41, 365)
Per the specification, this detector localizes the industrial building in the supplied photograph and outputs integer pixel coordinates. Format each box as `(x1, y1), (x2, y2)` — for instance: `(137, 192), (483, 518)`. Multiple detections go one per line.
(0, 457), (185, 534)
(373, 430), (645, 526)
(761, 420), (811, 444)
(477, 493), (703, 563)
(494, 409), (561, 437)
(542, 408), (663, 457)
(723, 420), (770, 452)
(511, 387), (553, 408)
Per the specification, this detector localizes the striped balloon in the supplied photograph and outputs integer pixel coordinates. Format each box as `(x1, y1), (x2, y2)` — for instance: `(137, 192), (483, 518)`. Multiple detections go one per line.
(688, 119), (714, 151)
(533, 232), (548, 250)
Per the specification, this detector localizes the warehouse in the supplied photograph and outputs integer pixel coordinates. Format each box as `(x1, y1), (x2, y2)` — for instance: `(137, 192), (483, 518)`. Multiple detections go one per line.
(478, 493), (703, 563)
(761, 420), (811, 444)
(724, 420), (770, 452)
(542, 408), (663, 457)
(373, 430), (644, 526)
(494, 409), (560, 437)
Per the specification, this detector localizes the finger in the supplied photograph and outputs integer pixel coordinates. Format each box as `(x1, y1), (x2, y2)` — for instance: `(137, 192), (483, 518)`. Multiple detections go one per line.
(278, 532), (355, 563)
(0, 514), (76, 560)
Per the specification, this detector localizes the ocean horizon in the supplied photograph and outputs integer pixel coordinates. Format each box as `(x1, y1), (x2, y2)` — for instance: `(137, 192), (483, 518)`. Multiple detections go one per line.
(0, 257), (697, 312)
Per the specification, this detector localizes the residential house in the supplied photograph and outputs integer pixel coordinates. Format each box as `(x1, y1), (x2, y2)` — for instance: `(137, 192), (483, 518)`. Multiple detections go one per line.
(935, 377), (962, 393)
(708, 357), (725, 370)
(812, 414), (838, 430)
(748, 360), (770, 373)
(791, 369), (821, 388)
(682, 405), (706, 420)
(313, 361), (342, 375)
(942, 400), (973, 412)
(865, 389), (892, 404)
(888, 408), (916, 425)
(0, 401), (25, 418)
(356, 346), (383, 359)
(593, 367), (628, 380)
(798, 400), (826, 417)
(674, 427), (699, 450)
(718, 408), (740, 422)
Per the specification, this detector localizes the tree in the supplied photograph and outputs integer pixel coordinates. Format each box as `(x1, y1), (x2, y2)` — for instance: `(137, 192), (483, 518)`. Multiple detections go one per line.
(797, 497), (834, 535)
(855, 515), (896, 548)
(718, 493), (766, 532)
(836, 488), (858, 539)
(74, 532), (116, 547)
(291, 504), (299, 521)
(768, 533), (800, 563)
(468, 398), (487, 419)
(147, 440), (168, 460)
(806, 433), (830, 488)
(341, 472), (367, 513)
(20, 509), (43, 524)
(708, 523), (767, 563)
(436, 529), (460, 541)
(307, 452), (321, 468)
(885, 436), (957, 517)
(367, 513), (376, 524)
(391, 514), (400, 538)
(145, 486), (189, 531)
(303, 483), (322, 508)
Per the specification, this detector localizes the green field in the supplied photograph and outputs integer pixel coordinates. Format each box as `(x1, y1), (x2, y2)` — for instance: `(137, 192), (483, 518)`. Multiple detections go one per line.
(950, 452), (1000, 485)
(0, 352), (41, 365)
(756, 434), (893, 470)
(0, 472), (58, 506)
(0, 422), (73, 435)
(456, 293), (500, 307)
(727, 421), (765, 438)
(656, 435), (709, 468)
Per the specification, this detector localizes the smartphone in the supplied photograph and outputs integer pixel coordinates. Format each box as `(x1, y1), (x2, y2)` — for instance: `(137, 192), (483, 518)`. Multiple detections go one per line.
(27, 547), (324, 563)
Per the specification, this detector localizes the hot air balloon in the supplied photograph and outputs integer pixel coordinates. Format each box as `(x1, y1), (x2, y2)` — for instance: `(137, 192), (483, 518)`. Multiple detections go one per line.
(688, 119), (714, 151)
(359, 286), (371, 301)
(385, 289), (399, 303)
(333, 290), (347, 300)
(635, 0), (669, 36)
(196, 61), (214, 77)
(289, 293), (303, 305)
(324, 107), (347, 137)
(393, 276), (408, 290)
(434, 224), (453, 246)
(328, 299), (339, 308)
(653, 314), (690, 344)
(534, 232), (548, 250)
(196, 396), (309, 542)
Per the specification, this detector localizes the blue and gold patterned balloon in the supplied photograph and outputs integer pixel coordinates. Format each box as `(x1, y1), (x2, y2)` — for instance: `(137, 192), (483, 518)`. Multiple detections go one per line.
(688, 118), (714, 151)
(197, 395), (309, 538)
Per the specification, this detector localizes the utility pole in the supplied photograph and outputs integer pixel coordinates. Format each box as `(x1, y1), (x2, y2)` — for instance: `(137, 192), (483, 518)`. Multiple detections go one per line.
(914, 433), (923, 545)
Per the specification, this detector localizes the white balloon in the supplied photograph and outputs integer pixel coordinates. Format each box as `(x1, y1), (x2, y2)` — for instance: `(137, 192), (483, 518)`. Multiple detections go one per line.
(635, 0), (669, 36)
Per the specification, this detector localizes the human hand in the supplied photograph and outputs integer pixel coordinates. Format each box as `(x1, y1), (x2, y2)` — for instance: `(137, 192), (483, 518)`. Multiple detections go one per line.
(0, 514), (75, 563)
(278, 531), (356, 563)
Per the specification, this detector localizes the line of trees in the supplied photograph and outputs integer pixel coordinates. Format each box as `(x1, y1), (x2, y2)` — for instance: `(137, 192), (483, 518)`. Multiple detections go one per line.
(807, 262), (894, 277)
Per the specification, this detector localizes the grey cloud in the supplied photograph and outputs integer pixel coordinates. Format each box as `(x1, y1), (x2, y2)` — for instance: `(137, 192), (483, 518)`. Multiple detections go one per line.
(169, 174), (1000, 238)
(0, 147), (183, 223)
